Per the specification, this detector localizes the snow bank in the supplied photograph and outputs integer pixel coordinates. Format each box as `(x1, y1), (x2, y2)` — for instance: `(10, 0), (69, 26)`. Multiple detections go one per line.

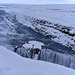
(0, 46), (75, 75)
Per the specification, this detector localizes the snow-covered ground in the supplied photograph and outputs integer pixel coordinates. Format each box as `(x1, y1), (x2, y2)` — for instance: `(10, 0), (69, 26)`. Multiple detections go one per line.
(0, 46), (75, 75)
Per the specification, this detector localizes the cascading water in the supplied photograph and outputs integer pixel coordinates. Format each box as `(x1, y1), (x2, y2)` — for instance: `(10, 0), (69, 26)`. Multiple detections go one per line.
(40, 48), (75, 69)
(14, 46), (75, 70)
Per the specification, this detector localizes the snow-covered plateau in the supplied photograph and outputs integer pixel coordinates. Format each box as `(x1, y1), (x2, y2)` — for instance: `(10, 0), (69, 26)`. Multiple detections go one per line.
(0, 46), (75, 75)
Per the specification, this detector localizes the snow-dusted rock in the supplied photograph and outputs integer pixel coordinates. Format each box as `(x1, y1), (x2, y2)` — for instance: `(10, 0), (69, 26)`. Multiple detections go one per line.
(23, 40), (44, 50)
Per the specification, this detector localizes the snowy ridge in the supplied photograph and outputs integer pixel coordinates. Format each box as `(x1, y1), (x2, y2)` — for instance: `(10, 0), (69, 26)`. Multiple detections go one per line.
(0, 46), (75, 75)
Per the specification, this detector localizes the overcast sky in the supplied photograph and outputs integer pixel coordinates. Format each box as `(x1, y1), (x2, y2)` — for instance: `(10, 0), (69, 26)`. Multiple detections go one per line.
(0, 0), (75, 4)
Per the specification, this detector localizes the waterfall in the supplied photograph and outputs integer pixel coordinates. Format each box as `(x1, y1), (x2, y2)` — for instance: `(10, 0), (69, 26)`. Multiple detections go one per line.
(16, 46), (30, 58)
(14, 46), (75, 70)
(40, 49), (75, 69)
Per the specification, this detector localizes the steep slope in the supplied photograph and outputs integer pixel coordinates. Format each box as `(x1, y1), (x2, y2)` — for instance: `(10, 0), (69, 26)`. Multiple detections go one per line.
(0, 9), (17, 48)
(0, 46), (75, 75)
(0, 10), (16, 36)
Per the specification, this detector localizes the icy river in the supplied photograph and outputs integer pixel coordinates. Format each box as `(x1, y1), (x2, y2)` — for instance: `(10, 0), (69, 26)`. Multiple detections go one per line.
(7, 20), (75, 54)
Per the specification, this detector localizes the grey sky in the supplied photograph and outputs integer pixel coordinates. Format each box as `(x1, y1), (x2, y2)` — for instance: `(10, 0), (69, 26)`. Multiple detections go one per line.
(0, 0), (75, 4)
